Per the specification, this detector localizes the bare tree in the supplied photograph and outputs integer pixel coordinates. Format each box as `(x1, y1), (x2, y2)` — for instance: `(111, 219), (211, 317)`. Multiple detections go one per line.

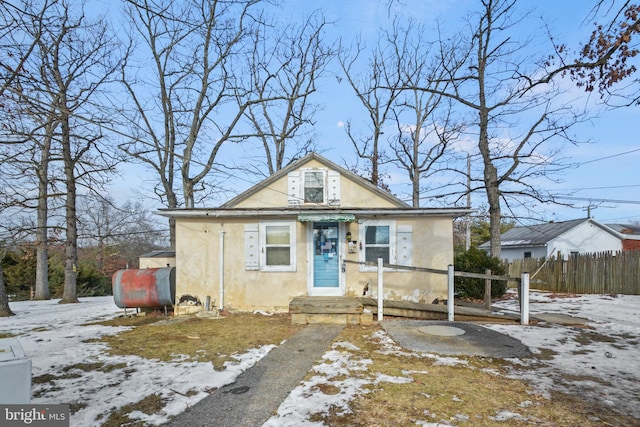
(0, 0), (57, 97)
(77, 195), (166, 272)
(338, 17), (410, 187)
(120, 0), (276, 246)
(383, 19), (467, 207)
(243, 12), (334, 175)
(1, 0), (63, 301)
(35, 2), (121, 303)
(400, 0), (588, 257)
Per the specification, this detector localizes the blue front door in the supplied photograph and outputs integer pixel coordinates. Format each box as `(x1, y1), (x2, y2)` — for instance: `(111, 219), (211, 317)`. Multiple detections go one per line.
(313, 222), (340, 289)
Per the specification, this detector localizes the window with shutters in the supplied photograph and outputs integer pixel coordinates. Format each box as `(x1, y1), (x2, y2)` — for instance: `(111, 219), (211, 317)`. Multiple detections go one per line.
(288, 169), (341, 207)
(358, 220), (399, 271)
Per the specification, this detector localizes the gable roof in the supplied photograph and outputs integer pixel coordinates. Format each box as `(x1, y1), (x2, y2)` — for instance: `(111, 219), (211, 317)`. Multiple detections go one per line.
(479, 218), (618, 249)
(606, 223), (640, 236)
(221, 152), (410, 209)
(139, 250), (176, 258)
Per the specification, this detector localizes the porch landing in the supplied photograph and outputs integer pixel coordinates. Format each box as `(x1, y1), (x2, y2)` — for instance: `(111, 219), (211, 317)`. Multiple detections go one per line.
(289, 296), (521, 325)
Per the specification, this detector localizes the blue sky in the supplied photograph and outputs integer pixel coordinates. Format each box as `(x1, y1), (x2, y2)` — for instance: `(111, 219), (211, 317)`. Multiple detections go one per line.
(108, 0), (640, 225)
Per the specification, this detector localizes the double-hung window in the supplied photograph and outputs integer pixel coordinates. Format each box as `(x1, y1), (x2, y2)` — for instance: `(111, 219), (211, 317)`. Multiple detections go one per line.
(359, 220), (396, 270)
(304, 171), (325, 203)
(288, 169), (341, 206)
(259, 221), (296, 272)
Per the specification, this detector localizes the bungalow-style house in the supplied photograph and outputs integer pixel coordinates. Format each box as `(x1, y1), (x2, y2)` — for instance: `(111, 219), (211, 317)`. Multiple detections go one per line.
(479, 218), (624, 261)
(159, 153), (471, 314)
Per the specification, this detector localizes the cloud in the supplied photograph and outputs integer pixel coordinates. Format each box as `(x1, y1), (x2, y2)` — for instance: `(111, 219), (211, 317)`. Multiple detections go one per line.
(337, 121), (345, 128)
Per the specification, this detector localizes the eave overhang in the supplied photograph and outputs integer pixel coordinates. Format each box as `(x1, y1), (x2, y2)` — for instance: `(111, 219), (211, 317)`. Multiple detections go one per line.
(157, 207), (474, 220)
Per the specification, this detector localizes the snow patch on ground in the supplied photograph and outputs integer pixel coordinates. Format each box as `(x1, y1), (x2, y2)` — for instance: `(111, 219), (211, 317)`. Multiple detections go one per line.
(0, 297), (275, 426)
(2, 291), (639, 426)
(488, 290), (640, 419)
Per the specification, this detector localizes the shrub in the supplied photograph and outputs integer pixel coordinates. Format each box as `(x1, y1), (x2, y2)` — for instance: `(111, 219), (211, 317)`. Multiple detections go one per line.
(454, 247), (507, 300)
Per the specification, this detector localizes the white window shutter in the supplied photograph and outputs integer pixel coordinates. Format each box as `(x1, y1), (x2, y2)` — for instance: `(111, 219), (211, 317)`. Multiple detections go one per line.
(288, 171), (301, 206)
(327, 170), (341, 206)
(397, 225), (413, 266)
(244, 224), (259, 270)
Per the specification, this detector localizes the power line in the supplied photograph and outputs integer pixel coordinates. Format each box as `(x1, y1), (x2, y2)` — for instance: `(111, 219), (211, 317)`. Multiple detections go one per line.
(578, 147), (640, 165)
(557, 184), (640, 191)
(554, 196), (640, 205)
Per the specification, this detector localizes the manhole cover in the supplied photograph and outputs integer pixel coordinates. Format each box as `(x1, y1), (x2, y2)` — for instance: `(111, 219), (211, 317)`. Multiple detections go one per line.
(418, 325), (466, 337)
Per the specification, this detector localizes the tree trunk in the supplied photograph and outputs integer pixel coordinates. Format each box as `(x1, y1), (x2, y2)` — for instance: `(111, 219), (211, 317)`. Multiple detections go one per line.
(34, 129), (52, 300)
(167, 191), (178, 249)
(0, 262), (15, 317)
(60, 113), (79, 304)
(479, 108), (502, 259)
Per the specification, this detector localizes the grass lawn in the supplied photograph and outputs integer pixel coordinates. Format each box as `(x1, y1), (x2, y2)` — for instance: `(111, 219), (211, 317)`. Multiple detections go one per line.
(90, 313), (637, 426)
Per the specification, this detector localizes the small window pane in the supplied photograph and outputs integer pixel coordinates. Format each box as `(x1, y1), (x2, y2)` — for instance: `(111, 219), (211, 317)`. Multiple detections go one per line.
(305, 187), (324, 203)
(266, 247), (291, 265)
(365, 226), (389, 244)
(266, 226), (290, 244)
(305, 171), (323, 187)
(365, 247), (389, 263)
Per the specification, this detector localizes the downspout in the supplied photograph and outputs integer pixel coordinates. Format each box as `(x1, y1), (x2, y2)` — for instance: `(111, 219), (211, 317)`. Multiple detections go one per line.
(219, 230), (225, 311)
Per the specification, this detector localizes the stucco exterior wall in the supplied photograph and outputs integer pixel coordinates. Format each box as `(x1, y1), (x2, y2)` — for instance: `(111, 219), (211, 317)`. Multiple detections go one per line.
(175, 218), (308, 312)
(343, 217), (452, 304)
(174, 215), (452, 312)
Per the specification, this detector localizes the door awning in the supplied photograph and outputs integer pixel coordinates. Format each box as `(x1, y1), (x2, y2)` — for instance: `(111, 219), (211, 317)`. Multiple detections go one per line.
(297, 213), (356, 223)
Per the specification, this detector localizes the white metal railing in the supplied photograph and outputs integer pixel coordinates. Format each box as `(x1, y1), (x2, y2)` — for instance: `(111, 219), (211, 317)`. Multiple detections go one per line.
(345, 259), (531, 325)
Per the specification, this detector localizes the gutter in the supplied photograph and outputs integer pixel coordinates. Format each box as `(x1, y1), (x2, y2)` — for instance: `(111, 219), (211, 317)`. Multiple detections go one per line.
(157, 207), (475, 219)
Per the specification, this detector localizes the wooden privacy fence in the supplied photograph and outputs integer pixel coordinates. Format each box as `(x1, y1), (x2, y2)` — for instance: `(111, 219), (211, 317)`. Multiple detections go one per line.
(508, 250), (640, 295)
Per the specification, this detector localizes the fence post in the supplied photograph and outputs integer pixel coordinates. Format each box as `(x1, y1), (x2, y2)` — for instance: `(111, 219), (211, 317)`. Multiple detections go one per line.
(447, 264), (454, 321)
(484, 268), (492, 310)
(521, 272), (529, 325)
(377, 258), (384, 321)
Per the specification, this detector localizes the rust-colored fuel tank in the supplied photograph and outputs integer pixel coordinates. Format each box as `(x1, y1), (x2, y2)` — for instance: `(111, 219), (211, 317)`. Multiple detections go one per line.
(112, 267), (176, 308)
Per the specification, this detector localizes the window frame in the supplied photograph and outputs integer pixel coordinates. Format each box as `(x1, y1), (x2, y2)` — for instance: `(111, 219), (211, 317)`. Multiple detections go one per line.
(302, 169), (326, 204)
(259, 221), (297, 272)
(358, 220), (396, 272)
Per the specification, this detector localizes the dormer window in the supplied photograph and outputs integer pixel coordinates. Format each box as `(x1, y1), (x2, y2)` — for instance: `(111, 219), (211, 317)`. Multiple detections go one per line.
(304, 171), (324, 203)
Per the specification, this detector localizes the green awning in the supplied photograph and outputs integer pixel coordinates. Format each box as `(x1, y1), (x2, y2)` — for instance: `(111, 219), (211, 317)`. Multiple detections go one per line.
(297, 213), (356, 223)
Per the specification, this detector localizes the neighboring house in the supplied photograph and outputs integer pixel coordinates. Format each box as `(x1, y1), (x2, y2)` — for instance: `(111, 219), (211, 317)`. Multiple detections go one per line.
(139, 250), (176, 269)
(159, 153), (471, 314)
(605, 223), (640, 251)
(479, 218), (623, 261)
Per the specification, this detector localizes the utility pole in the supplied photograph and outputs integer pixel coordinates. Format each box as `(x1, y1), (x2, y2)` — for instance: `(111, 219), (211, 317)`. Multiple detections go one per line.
(465, 154), (471, 250)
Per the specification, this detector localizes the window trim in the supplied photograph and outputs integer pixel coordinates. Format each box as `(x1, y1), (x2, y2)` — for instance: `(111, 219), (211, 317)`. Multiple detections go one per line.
(259, 221), (297, 272)
(302, 168), (327, 205)
(358, 220), (396, 272)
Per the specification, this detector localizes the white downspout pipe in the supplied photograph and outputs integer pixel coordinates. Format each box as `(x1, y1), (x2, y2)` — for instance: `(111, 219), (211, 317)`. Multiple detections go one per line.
(219, 230), (225, 311)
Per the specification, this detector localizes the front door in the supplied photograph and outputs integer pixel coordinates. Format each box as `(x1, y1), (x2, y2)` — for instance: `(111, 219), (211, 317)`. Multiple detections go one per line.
(311, 222), (341, 295)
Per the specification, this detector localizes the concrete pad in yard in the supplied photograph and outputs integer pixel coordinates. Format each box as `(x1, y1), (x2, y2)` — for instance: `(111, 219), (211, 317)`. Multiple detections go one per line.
(382, 320), (531, 358)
